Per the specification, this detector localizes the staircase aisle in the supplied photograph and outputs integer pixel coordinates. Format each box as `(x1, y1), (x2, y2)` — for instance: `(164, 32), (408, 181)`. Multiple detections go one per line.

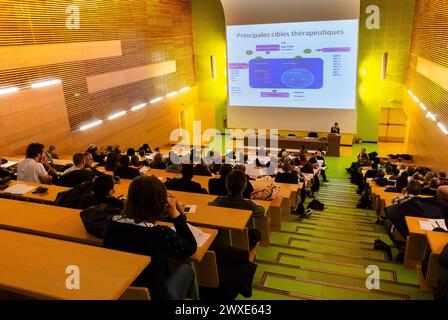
(241, 177), (433, 300)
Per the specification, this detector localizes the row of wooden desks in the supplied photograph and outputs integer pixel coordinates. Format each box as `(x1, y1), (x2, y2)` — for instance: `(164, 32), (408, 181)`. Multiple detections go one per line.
(405, 216), (448, 291)
(0, 228), (150, 300)
(0, 198), (219, 299)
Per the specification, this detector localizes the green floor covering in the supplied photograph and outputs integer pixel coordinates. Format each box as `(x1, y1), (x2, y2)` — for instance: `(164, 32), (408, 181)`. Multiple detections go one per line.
(239, 175), (433, 300)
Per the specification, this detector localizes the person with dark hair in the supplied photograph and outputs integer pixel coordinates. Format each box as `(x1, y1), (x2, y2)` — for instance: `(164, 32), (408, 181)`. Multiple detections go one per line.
(150, 153), (167, 170)
(234, 164), (255, 198)
(331, 122), (340, 135)
(194, 162), (212, 177)
(209, 164), (234, 196)
(275, 161), (299, 184)
(17, 143), (54, 184)
(62, 153), (86, 175)
(105, 152), (121, 172)
(440, 172), (448, 185)
(373, 170), (393, 187)
(386, 171), (409, 193)
(79, 175), (124, 210)
(130, 155), (142, 169)
(114, 154), (141, 180)
(165, 164), (207, 194)
(357, 148), (369, 164)
(364, 163), (379, 179)
(103, 176), (197, 300)
(301, 162), (315, 174)
(127, 148), (136, 157)
(45, 145), (59, 163)
(139, 144), (152, 155)
(208, 170), (264, 217)
(391, 180), (422, 206)
(421, 178), (441, 197)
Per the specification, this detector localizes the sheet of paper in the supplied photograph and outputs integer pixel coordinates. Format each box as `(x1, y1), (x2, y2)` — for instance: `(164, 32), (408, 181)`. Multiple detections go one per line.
(172, 223), (211, 248)
(1, 161), (17, 169)
(4, 184), (35, 195)
(419, 219), (448, 231)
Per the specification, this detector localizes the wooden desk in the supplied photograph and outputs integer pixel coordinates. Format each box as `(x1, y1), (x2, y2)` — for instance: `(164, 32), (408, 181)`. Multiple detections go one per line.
(5, 156), (73, 168)
(424, 231), (448, 288)
(405, 216), (430, 268)
(0, 229), (150, 300)
(0, 180), (69, 204)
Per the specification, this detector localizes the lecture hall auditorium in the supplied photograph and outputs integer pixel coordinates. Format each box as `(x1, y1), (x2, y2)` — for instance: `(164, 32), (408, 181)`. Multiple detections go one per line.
(0, 0), (447, 305)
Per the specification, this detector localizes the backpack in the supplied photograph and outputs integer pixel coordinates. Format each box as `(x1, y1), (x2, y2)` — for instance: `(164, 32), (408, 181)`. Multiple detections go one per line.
(55, 181), (94, 209)
(307, 199), (325, 211)
(80, 203), (122, 238)
(357, 190), (372, 209)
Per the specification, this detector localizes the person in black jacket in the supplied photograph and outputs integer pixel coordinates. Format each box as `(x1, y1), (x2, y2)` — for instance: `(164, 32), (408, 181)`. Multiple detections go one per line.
(275, 161), (299, 184)
(79, 175), (124, 210)
(114, 155), (141, 180)
(165, 164), (208, 194)
(209, 164), (234, 196)
(83, 152), (104, 177)
(103, 176), (197, 300)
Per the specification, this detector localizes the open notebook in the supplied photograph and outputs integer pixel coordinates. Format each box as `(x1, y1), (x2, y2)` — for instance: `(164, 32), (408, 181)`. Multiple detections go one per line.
(419, 219), (448, 232)
(4, 184), (35, 195)
(172, 223), (211, 248)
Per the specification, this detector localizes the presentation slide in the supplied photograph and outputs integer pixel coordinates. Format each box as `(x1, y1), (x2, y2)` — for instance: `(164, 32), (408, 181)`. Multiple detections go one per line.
(226, 19), (359, 109)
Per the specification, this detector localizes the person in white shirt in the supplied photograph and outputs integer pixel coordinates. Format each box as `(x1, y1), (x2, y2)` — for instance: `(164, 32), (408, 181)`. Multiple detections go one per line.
(17, 143), (53, 184)
(62, 153), (86, 175)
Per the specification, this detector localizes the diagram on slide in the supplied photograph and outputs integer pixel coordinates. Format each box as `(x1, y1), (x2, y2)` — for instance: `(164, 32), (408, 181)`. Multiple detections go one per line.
(249, 58), (323, 89)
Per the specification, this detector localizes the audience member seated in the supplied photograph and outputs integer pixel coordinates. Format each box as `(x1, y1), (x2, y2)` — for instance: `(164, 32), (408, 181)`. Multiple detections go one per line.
(209, 164), (234, 196)
(79, 175), (124, 210)
(385, 185), (448, 238)
(234, 164), (255, 198)
(150, 153), (167, 170)
(364, 163), (378, 179)
(165, 164), (207, 194)
(421, 178), (441, 197)
(301, 162), (315, 174)
(17, 143), (54, 184)
(440, 172), (448, 185)
(103, 175), (197, 300)
(139, 143), (153, 155)
(208, 170), (265, 217)
(391, 181), (421, 206)
(385, 172), (409, 193)
(0, 155), (15, 180)
(114, 155), (141, 180)
(62, 153), (86, 175)
(105, 151), (121, 172)
(83, 152), (104, 177)
(57, 154), (94, 188)
(86, 144), (105, 166)
(373, 171), (393, 187)
(193, 162), (213, 176)
(357, 148), (369, 165)
(166, 153), (182, 174)
(126, 148), (136, 158)
(130, 155), (143, 169)
(45, 145), (59, 163)
(275, 162), (299, 184)
(389, 167), (401, 180)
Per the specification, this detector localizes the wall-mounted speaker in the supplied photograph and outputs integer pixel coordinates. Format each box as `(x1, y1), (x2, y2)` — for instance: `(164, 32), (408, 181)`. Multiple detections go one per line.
(210, 55), (217, 79)
(381, 52), (388, 80)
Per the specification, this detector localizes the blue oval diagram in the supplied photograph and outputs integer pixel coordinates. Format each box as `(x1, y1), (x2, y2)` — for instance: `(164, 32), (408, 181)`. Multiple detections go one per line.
(281, 68), (315, 89)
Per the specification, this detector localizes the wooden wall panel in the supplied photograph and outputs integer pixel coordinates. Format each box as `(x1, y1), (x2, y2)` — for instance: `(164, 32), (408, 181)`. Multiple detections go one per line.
(405, 0), (448, 173)
(0, 0), (196, 155)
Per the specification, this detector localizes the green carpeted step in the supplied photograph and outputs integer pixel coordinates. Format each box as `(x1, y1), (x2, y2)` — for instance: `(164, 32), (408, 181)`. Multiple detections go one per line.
(256, 246), (419, 285)
(237, 286), (309, 300)
(262, 273), (410, 300)
(294, 220), (385, 233)
(254, 261), (432, 300)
